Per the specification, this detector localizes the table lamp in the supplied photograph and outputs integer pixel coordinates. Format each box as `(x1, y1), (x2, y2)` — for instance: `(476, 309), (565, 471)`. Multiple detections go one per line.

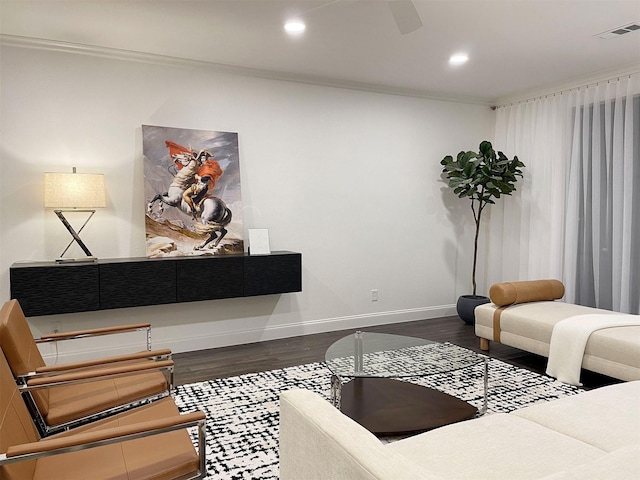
(44, 167), (106, 263)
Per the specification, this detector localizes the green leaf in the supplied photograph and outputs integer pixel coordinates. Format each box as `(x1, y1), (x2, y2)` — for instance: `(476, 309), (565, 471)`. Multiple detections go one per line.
(479, 141), (493, 156)
(440, 155), (453, 166)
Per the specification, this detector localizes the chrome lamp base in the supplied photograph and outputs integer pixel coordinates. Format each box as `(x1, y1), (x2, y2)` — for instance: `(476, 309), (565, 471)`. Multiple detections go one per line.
(54, 209), (98, 263)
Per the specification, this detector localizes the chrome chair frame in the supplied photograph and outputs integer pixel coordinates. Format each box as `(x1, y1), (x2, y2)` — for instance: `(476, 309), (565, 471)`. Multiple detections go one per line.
(35, 323), (153, 351)
(0, 413), (207, 480)
(14, 323), (174, 437)
(19, 361), (174, 436)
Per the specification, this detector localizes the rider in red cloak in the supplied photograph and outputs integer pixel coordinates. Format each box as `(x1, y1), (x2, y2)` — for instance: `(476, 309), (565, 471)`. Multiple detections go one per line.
(165, 140), (224, 218)
(165, 140), (223, 191)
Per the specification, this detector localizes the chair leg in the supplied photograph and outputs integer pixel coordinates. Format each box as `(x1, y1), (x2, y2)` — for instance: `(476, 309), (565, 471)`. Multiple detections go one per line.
(480, 337), (490, 351)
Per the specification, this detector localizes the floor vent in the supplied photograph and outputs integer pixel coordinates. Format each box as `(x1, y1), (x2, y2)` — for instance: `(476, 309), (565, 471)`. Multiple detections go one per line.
(596, 23), (640, 39)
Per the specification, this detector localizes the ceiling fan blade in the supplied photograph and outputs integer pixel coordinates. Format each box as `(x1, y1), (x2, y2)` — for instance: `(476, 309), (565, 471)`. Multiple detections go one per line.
(388, 0), (423, 35)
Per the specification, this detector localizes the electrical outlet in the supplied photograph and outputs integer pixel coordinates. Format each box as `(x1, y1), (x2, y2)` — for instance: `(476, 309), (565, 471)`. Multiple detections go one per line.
(371, 289), (378, 302)
(51, 320), (61, 333)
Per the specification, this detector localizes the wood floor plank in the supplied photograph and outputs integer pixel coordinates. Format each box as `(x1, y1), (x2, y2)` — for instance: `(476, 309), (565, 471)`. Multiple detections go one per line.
(172, 315), (618, 389)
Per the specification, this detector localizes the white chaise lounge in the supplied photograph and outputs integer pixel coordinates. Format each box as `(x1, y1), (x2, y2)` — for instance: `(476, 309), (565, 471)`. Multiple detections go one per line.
(474, 279), (640, 383)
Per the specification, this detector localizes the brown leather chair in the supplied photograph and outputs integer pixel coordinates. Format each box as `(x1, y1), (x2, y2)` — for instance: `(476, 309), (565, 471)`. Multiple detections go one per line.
(0, 347), (206, 480)
(0, 299), (173, 436)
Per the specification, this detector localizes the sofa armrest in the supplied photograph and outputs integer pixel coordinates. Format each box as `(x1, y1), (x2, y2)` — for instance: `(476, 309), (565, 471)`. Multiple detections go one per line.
(279, 389), (441, 480)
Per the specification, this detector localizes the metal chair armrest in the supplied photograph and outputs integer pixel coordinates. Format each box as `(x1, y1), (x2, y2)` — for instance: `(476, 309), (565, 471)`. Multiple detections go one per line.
(35, 349), (172, 373)
(1, 411), (206, 467)
(36, 323), (153, 350)
(22, 360), (174, 390)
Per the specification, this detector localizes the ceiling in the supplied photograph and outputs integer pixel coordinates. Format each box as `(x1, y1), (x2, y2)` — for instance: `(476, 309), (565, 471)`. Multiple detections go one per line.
(1, 0), (640, 105)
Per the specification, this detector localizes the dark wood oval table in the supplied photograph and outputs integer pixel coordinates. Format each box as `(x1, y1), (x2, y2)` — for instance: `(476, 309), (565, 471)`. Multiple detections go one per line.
(324, 332), (488, 436)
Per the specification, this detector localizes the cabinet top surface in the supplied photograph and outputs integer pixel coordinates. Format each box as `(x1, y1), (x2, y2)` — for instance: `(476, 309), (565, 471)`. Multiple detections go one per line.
(11, 251), (300, 268)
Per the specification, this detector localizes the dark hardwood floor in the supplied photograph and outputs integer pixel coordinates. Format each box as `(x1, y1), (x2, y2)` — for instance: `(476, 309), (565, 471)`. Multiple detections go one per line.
(173, 315), (619, 389)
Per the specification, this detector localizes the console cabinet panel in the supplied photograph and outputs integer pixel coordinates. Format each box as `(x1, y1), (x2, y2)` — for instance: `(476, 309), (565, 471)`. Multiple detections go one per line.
(100, 259), (177, 310)
(176, 256), (244, 302)
(10, 263), (100, 317)
(10, 251), (301, 317)
(244, 252), (302, 296)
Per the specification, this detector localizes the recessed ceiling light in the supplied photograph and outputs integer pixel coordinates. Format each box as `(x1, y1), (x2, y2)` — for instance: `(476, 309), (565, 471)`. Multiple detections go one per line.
(449, 53), (469, 66)
(284, 20), (306, 35)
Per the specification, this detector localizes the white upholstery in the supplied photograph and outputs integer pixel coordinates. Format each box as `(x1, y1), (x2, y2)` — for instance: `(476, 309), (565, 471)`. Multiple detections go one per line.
(538, 445), (640, 480)
(512, 380), (640, 452)
(387, 414), (603, 480)
(279, 388), (441, 480)
(474, 301), (640, 381)
(279, 381), (640, 480)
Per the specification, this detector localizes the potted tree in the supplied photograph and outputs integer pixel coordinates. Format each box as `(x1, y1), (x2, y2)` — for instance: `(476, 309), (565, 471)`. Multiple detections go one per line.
(440, 141), (525, 324)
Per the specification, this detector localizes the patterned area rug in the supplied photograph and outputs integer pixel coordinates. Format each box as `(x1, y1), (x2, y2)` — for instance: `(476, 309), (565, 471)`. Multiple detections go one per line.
(172, 343), (582, 480)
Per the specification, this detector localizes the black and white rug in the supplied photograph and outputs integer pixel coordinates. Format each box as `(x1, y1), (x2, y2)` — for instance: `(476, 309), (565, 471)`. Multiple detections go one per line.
(172, 343), (582, 480)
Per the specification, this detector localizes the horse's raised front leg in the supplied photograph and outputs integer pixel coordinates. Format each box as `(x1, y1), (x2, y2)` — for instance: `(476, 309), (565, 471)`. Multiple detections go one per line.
(147, 193), (169, 216)
(147, 195), (160, 215)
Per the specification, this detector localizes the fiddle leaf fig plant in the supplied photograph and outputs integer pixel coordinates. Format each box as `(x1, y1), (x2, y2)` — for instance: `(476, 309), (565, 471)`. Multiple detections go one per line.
(441, 141), (525, 296)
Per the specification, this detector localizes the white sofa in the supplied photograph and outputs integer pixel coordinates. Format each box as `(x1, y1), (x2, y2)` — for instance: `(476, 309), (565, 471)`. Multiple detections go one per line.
(474, 280), (640, 382)
(279, 381), (640, 480)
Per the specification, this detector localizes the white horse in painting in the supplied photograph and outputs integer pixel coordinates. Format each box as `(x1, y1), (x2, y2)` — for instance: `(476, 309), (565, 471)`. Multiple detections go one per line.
(147, 151), (232, 250)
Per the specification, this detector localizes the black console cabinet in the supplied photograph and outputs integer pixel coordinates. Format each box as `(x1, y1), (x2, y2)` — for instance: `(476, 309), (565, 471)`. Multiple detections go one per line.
(10, 251), (302, 317)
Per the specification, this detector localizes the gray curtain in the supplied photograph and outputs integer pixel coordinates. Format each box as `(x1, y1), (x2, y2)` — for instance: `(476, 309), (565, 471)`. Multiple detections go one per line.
(567, 88), (640, 314)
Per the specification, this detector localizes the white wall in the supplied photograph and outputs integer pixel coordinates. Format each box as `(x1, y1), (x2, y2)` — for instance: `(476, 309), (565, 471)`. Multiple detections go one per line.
(0, 43), (494, 360)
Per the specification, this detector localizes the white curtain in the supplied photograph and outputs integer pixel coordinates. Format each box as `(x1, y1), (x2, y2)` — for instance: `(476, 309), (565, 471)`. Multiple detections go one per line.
(484, 72), (640, 314)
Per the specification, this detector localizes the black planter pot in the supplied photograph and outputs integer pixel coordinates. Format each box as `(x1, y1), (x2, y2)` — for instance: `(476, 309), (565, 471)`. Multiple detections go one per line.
(456, 295), (490, 325)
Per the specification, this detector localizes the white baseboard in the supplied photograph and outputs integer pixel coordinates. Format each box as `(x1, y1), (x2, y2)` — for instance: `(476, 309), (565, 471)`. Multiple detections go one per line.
(40, 305), (457, 363)
(159, 305), (457, 353)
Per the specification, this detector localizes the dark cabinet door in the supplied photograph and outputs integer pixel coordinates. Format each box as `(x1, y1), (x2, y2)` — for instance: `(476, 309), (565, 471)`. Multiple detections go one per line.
(99, 259), (177, 310)
(177, 256), (244, 302)
(10, 263), (100, 316)
(244, 252), (302, 296)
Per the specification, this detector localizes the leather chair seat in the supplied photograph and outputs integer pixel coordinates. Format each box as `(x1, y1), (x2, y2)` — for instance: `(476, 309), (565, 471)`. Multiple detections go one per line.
(34, 398), (200, 480)
(45, 370), (169, 426)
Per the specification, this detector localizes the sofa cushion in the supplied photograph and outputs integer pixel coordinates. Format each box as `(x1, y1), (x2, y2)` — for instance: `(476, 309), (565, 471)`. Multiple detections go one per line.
(386, 413), (605, 480)
(490, 280), (565, 307)
(512, 381), (640, 452)
(539, 445), (640, 480)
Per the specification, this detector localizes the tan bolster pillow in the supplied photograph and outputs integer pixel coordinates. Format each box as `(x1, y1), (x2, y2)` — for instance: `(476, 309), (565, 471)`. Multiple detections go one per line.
(490, 279), (565, 307)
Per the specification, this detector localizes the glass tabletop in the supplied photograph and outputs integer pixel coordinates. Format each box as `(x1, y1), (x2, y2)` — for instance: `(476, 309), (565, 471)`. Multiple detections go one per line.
(324, 331), (485, 378)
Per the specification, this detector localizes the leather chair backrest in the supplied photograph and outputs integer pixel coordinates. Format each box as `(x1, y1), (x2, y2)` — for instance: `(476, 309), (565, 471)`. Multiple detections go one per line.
(0, 300), (50, 414)
(0, 347), (39, 480)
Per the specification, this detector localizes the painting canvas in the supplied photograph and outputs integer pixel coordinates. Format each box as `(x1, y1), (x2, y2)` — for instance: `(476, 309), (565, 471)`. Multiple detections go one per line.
(143, 125), (243, 257)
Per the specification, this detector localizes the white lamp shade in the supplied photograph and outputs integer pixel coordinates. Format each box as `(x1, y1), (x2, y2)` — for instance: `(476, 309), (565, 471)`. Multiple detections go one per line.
(44, 172), (107, 208)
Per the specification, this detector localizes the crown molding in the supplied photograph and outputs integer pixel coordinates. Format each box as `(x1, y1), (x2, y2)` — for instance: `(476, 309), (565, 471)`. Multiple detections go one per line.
(1, 34), (492, 107)
(492, 62), (640, 107)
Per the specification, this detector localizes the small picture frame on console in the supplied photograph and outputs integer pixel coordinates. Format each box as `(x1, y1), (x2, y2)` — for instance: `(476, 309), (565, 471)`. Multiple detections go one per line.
(248, 229), (271, 255)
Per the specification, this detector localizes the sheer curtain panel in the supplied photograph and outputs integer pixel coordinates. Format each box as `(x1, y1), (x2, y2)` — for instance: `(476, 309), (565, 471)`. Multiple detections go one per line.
(488, 72), (640, 314)
(565, 75), (640, 313)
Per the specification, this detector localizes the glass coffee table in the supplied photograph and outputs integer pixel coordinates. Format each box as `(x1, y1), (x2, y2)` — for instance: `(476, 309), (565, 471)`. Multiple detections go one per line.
(325, 331), (488, 435)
